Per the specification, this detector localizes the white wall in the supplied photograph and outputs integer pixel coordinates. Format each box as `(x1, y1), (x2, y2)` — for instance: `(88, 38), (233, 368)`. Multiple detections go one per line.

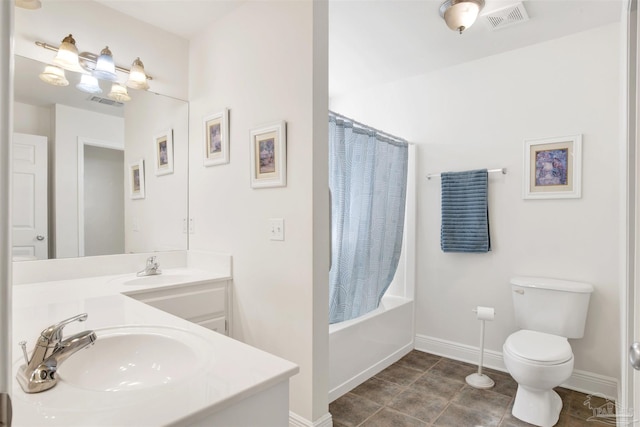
(13, 101), (50, 138)
(330, 24), (621, 382)
(124, 91), (189, 254)
(53, 104), (124, 258)
(188, 1), (330, 423)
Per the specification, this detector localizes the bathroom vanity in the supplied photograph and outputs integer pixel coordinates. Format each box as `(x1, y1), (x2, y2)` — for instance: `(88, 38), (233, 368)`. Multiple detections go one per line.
(10, 251), (298, 426)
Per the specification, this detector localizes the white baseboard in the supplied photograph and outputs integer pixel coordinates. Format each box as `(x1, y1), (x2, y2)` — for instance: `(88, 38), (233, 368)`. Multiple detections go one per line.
(289, 411), (332, 427)
(415, 333), (618, 400)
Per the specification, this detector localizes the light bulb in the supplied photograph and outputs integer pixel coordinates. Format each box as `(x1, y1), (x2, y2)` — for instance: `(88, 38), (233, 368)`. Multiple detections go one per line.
(126, 57), (149, 90)
(39, 65), (69, 86)
(108, 83), (131, 102)
(93, 46), (118, 81)
(52, 34), (84, 73)
(76, 74), (102, 94)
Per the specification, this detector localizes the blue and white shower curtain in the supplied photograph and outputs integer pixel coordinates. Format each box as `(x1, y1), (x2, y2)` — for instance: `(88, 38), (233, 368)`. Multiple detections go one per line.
(328, 113), (408, 324)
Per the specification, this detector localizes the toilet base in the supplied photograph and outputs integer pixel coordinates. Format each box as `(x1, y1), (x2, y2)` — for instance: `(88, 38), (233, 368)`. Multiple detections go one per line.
(512, 386), (563, 427)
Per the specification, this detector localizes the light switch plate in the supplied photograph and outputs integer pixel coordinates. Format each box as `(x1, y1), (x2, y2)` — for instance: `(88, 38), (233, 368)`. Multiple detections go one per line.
(269, 218), (284, 241)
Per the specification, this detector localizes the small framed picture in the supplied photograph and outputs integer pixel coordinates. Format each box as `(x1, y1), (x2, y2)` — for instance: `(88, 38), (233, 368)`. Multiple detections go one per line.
(250, 121), (286, 188)
(523, 134), (582, 199)
(203, 109), (229, 166)
(154, 129), (173, 176)
(129, 159), (145, 200)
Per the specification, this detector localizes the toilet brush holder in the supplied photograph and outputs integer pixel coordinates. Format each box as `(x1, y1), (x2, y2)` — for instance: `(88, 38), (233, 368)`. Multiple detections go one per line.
(466, 306), (495, 389)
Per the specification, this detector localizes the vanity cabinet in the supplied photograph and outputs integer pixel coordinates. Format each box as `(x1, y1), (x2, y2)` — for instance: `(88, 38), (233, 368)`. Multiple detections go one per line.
(126, 280), (230, 335)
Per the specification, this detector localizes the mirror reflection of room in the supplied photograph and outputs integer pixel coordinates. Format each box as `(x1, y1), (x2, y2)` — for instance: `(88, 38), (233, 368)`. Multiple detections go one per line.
(12, 30), (189, 260)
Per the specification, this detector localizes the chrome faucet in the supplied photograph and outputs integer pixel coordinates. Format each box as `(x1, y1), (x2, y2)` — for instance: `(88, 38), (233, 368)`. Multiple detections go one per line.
(137, 256), (161, 277)
(16, 313), (97, 393)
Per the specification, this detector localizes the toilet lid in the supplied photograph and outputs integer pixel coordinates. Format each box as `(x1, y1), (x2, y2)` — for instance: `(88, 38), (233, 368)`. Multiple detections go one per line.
(505, 330), (572, 364)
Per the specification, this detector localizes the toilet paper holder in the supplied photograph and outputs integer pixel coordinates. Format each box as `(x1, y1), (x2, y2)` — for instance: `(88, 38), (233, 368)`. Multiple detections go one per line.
(466, 306), (495, 389)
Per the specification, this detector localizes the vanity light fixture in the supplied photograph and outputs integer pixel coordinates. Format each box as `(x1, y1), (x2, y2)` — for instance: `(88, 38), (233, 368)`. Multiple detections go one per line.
(39, 65), (69, 86)
(439, 0), (485, 34)
(92, 46), (118, 81)
(76, 74), (102, 94)
(52, 34), (85, 73)
(126, 58), (150, 90)
(35, 35), (152, 99)
(108, 83), (131, 102)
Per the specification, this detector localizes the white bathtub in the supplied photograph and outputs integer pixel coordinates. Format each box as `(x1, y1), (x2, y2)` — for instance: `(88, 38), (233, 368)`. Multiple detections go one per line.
(328, 295), (414, 402)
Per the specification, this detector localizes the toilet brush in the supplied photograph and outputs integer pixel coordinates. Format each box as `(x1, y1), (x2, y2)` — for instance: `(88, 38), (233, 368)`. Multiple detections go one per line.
(466, 306), (495, 389)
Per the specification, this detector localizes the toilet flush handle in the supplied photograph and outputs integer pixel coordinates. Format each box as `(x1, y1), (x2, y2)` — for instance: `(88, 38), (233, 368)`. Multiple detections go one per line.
(513, 289), (524, 295)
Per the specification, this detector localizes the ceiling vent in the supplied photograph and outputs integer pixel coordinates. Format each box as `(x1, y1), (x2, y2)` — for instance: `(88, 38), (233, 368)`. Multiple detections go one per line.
(481, 2), (529, 31)
(87, 95), (124, 107)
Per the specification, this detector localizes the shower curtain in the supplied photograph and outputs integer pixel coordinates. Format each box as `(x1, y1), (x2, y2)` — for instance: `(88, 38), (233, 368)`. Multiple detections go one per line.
(328, 113), (409, 324)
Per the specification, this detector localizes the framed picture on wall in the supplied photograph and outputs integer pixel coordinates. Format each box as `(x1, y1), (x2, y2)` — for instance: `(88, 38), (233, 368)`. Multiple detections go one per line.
(154, 129), (174, 176)
(129, 159), (145, 199)
(250, 121), (286, 188)
(203, 109), (229, 166)
(523, 134), (582, 199)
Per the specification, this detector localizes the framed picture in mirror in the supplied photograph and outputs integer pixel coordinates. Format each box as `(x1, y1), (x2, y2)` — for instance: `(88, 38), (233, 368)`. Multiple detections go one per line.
(129, 159), (145, 199)
(250, 121), (286, 188)
(154, 129), (174, 176)
(203, 109), (229, 166)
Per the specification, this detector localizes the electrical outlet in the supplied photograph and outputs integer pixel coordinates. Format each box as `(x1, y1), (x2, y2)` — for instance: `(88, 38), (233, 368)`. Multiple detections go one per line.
(269, 218), (284, 241)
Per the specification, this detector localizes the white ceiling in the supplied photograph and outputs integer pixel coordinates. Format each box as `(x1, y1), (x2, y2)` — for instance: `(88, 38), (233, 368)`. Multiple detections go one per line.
(59, 0), (625, 98)
(328, 0), (622, 97)
(92, 0), (245, 40)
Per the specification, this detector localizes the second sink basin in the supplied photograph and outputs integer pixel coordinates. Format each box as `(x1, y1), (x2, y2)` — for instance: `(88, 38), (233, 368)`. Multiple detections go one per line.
(56, 326), (212, 392)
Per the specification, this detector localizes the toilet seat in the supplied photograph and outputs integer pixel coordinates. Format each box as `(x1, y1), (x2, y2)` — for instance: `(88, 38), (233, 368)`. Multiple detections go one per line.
(505, 330), (572, 365)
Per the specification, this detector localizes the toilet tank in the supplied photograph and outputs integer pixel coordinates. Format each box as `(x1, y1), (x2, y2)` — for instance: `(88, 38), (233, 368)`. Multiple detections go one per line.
(510, 277), (594, 339)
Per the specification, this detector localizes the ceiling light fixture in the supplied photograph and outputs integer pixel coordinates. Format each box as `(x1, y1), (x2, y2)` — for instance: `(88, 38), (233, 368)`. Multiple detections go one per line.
(439, 0), (485, 34)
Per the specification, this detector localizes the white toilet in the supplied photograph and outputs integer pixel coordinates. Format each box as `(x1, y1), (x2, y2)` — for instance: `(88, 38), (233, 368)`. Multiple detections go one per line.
(503, 276), (594, 427)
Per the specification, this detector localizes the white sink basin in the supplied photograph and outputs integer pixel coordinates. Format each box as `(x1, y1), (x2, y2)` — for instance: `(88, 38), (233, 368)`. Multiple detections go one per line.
(56, 326), (212, 392)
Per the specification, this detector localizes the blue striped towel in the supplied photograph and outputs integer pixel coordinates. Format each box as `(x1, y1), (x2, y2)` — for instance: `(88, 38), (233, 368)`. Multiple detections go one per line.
(440, 169), (491, 253)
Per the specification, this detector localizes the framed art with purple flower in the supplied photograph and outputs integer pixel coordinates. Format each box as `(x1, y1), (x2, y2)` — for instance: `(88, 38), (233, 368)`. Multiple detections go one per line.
(523, 134), (582, 199)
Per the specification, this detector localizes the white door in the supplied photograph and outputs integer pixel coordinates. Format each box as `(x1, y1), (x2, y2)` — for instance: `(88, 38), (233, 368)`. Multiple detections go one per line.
(12, 133), (48, 260)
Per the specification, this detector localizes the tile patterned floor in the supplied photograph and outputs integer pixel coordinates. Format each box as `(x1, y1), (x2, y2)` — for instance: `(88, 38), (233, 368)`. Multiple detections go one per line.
(329, 350), (613, 427)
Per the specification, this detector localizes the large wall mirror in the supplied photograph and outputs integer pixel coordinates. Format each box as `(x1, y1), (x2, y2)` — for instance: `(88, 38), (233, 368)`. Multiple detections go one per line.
(13, 54), (189, 260)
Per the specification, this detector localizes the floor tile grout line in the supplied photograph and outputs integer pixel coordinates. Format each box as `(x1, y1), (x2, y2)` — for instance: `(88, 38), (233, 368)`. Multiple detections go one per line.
(355, 405), (385, 427)
(332, 351), (613, 427)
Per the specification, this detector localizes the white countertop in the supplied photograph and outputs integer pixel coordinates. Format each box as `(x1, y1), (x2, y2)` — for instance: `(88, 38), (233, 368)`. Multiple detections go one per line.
(11, 267), (299, 426)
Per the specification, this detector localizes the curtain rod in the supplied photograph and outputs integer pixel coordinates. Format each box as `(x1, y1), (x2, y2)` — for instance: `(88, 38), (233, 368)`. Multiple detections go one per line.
(329, 110), (409, 143)
(426, 168), (507, 180)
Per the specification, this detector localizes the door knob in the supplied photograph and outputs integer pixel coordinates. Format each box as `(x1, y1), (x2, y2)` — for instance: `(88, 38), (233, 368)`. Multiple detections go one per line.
(629, 342), (640, 370)
(36, 235), (45, 241)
